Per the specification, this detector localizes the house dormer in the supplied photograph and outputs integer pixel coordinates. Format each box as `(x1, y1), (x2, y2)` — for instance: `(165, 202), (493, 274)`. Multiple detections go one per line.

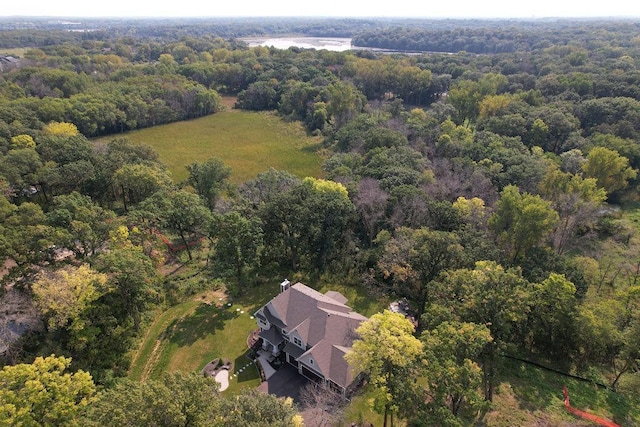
(289, 330), (305, 349)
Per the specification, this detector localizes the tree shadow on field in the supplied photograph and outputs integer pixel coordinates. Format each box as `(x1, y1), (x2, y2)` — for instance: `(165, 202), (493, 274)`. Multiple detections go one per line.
(234, 282), (281, 314)
(167, 303), (238, 347)
(498, 357), (560, 412)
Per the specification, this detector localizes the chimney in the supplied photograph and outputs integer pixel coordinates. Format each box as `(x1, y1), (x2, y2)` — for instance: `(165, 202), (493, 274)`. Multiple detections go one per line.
(280, 279), (291, 293)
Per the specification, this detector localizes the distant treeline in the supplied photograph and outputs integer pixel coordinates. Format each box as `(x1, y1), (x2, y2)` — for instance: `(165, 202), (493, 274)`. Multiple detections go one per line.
(4, 17), (639, 52)
(352, 19), (640, 53)
(0, 17), (382, 47)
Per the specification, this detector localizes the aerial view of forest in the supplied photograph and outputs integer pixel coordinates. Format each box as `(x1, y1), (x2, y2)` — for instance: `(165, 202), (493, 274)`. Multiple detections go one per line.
(1, 15), (640, 426)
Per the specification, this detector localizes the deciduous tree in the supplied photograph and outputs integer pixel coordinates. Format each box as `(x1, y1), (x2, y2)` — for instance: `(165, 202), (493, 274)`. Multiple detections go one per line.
(209, 211), (263, 292)
(582, 146), (637, 197)
(186, 157), (231, 211)
(418, 321), (492, 424)
(488, 184), (559, 261)
(95, 248), (160, 331)
(430, 261), (533, 400)
(538, 166), (606, 254)
(85, 372), (218, 427)
(0, 355), (96, 427)
(346, 310), (423, 427)
(137, 189), (212, 260)
(377, 226), (465, 329)
(32, 264), (109, 331)
(47, 191), (117, 258)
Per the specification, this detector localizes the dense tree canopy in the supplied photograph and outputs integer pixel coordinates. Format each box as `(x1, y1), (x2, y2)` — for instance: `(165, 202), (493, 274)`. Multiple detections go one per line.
(2, 16), (640, 426)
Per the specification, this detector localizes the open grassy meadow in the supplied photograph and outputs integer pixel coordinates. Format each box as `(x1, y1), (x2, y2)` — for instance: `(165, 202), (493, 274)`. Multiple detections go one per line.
(0, 48), (27, 57)
(95, 106), (325, 184)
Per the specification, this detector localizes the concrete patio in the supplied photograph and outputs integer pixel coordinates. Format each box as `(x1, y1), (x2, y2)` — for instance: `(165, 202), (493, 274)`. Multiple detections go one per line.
(256, 349), (277, 379)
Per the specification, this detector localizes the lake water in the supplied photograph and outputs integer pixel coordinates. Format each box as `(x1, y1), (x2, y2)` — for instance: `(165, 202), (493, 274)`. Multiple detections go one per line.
(242, 37), (353, 51)
(242, 37), (431, 55)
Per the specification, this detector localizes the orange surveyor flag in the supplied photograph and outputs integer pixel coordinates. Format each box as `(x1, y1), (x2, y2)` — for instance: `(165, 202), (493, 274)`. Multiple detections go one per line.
(562, 385), (620, 427)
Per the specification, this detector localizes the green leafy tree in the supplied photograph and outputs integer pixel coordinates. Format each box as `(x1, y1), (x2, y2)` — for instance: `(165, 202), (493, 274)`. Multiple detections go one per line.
(239, 168), (301, 209)
(488, 185), (559, 261)
(32, 264), (109, 332)
(47, 192), (117, 259)
(86, 377), (302, 427)
(186, 157), (231, 211)
(326, 80), (366, 129)
(376, 226), (465, 329)
(85, 372), (218, 427)
(0, 355), (96, 427)
(0, 197), (65, 272)
(417, 321), (492, 425)
(112, 163), (173, 211)
(260, 177), (355, 273)
(346, 310), (423, 427)
(209, 211), (263, 293)
(538, 166), (606, 254)
(447, 79), (483, 124)
(95, 248), (160, 331)
(219, 389), (303, 427)
(430, 261), (533, 400)
(0, 147), (43, 194)
(527, 273), (578, 358)
(137, 189), (212, 260)
(582, 146), (638, 197)
(577, 287), (640, 390)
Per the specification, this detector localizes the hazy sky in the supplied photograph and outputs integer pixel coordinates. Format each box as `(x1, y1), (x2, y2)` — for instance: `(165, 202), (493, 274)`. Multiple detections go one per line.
(2, 0), (639, 19)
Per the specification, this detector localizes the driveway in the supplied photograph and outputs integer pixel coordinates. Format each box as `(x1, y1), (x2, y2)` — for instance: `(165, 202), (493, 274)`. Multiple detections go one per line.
(257, 363), (309, 403)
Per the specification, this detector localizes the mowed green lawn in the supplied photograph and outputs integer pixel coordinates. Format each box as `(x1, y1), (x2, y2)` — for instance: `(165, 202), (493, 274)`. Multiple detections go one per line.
(128, 286), (275, 393)
(96, 109), (325, 184)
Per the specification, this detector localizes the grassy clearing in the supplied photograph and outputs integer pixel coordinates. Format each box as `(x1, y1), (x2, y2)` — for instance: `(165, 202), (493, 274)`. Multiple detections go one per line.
(317, 281), (390, 317)
(128, 281), (282, 393)
(344, 387), (386, 426)
(94, 109), (324, 184)
(0, 48), (27, 57)
(128, 300), (201, 382)
(485, 357), (640, 426)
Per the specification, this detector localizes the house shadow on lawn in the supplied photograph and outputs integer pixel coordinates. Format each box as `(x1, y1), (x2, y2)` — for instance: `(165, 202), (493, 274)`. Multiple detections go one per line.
(234, 350), (260, 384)
(167, 302), (238, 348)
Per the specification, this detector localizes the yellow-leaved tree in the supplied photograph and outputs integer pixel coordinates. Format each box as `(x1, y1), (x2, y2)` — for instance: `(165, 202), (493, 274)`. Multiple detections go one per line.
(0, 355), (96, 426)
(345, 310), (423, 427)
(32, 264), (109, 331)
(42, 121), (80, 137)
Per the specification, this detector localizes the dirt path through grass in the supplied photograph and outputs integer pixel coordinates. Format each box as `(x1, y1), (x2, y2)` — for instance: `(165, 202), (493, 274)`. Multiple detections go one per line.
(127, 287), (268, 388)
(128, 301), (199, 381)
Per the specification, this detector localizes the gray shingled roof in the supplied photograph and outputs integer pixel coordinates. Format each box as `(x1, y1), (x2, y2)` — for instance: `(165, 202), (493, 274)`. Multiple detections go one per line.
(259, 326), (284, 346)
(260, 282), (367, 389)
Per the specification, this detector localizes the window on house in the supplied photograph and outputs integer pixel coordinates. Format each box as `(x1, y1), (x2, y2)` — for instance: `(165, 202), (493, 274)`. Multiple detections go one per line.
(293, 337), (302, 347)
(309, 358), (314, 365)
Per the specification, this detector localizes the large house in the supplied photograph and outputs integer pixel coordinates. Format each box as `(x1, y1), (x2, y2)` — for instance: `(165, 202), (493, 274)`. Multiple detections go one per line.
(254, 280), (368, 395)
